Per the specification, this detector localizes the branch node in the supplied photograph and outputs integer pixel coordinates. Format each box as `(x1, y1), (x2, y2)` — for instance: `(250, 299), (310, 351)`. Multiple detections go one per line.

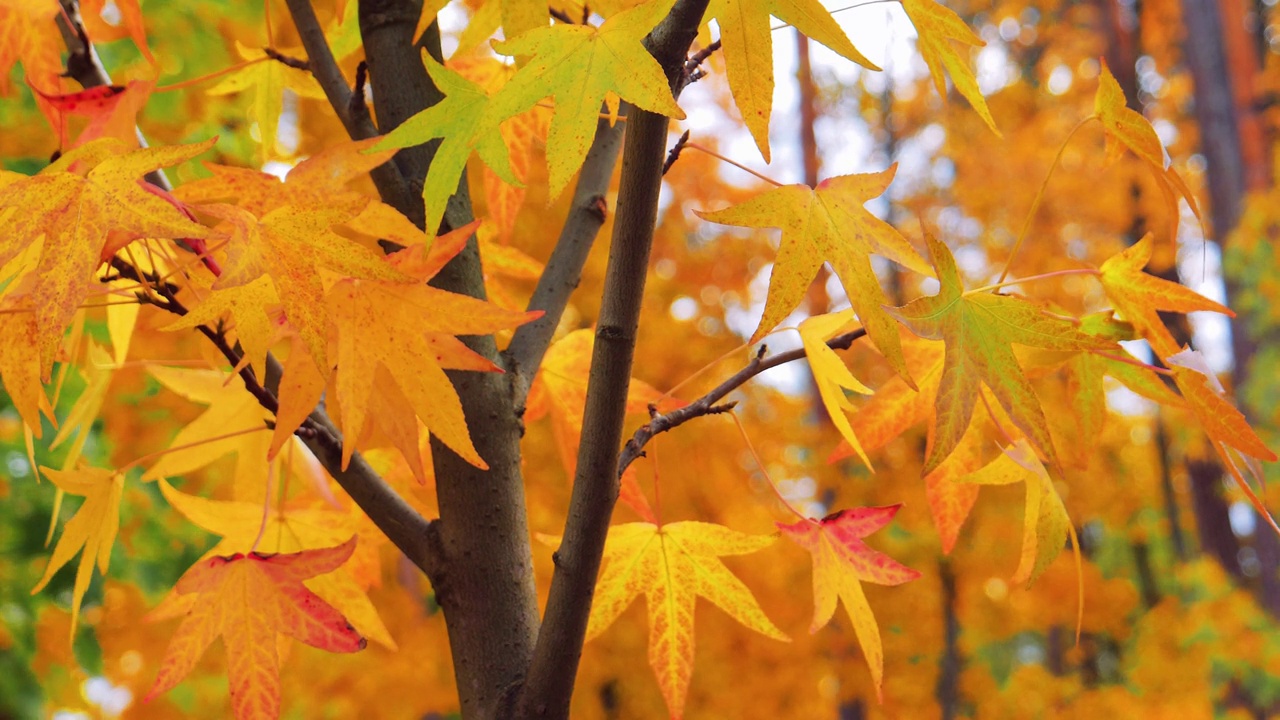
(588, 194), (608, 222)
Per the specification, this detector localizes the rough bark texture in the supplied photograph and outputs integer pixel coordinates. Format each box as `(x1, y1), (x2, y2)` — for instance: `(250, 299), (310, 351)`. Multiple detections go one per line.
(1180, 0), (1280, 616)
(359, 3), (539, 717)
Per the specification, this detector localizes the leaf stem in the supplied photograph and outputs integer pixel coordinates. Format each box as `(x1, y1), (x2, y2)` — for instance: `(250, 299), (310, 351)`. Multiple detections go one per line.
(728, 412), (808, 521)
(965, 267), (1100, 295)
(152, 57), (271, 93)
(119, 426), (270, 474)
(996, 115), (1097, 284)
(685, 141), (785, 187)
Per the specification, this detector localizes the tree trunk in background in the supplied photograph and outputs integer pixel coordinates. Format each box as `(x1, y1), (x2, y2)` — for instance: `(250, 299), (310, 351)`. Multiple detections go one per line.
(1096, 0), (1243, 579)
(1180, 0), (1280, 616)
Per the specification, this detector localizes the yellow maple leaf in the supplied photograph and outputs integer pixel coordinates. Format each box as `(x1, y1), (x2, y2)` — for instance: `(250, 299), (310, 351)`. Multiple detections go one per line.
(142, 365), (273, 501)
(708, 0), (877, 159)
(32, 466), (124, 641)
(798, 309), (874, 468)
(958, 439), (1080, 589)
(901, 0), (1000, 135)
(578, 521), (788, 716)
(696, 165), (933, 382)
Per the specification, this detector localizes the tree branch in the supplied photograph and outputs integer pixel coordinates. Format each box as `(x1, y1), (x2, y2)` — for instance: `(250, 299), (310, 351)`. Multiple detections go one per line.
(504, 111), (626, 396)
(514, 0), (711, 714)
(618, 327), (869, 475)
(108, 259), (442, 580)
(282, 0), (414, 213)
(359, 4), (540, 717)
(54, 0), (166, 190)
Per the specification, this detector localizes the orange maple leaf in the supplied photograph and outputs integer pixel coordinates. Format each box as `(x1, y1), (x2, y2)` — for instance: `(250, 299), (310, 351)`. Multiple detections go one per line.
(146, 538), (367, 720)
(777, 505), (921, 700)
(1098, 234), (1232, 360)
(327, 224), (541, 473)
(1167, 350), (1279, 534)
(696, 165), (933, 382)
(885, 233), (1111, 475)
(1094, 59), (1200, 243)
(578, 521), (788, 716)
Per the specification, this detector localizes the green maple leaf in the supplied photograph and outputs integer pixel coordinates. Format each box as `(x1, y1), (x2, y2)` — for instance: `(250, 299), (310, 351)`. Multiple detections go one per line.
(484, 0), (685, 197)
(885, 233), (1110, 474)
(372, 52), (519, 233)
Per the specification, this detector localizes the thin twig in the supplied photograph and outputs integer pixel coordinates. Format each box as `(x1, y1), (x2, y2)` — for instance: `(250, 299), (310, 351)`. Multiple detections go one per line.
(617, 328), (868, 476)
(281, 0), (412, 211)
(684, 39), (721, 73)
(662, 130), (690, 175)
(263, 46), (309, 70)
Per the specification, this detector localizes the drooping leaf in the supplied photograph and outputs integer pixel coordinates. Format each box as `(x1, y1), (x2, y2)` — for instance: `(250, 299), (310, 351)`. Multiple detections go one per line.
(900, 0), (999, 135)
(696, 165), (933, 381)
(577, 521), (788, 716)
(707, 0), (877, 159)
(145, 539), (367, 719)
(958, 439), (1077, 587)
(31, 466), (124, 640)
(485, 0), (685, 197)
(776, 506), (921, 700)
(885, 233), (1111, 475)
(798, 309), (874, 467)
(1094, 60), (1200, 243)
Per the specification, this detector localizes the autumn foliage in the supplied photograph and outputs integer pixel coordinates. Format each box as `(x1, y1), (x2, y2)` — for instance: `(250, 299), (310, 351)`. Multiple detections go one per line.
(3, 0), (1280, 718)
